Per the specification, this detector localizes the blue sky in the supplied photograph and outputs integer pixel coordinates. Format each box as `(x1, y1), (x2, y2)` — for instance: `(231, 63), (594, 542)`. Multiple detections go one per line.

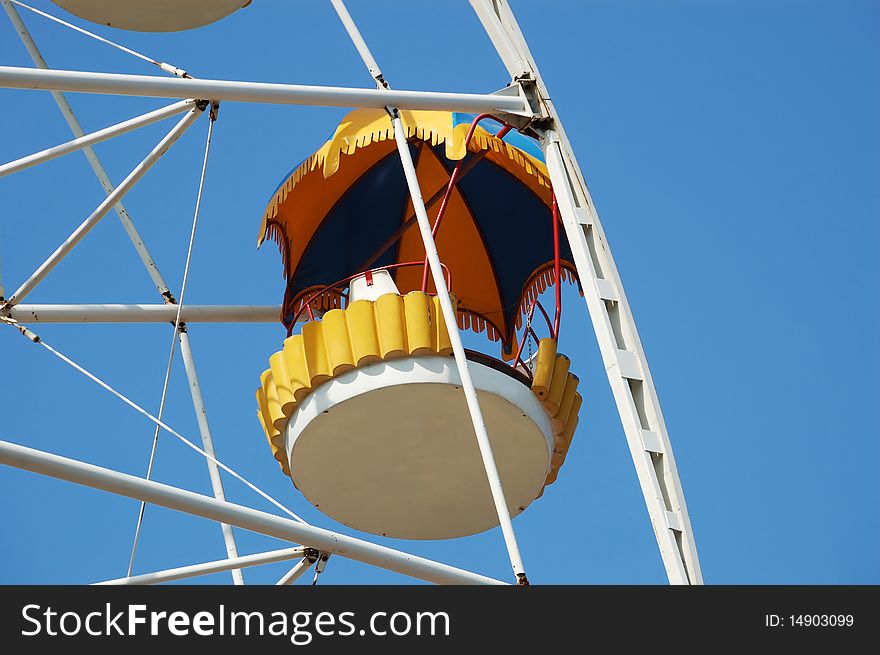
(1, 0), (877, 584)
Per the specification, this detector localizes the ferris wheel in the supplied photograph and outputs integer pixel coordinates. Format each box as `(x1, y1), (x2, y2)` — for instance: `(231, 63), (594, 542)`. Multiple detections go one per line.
(0, 0), (702, 586)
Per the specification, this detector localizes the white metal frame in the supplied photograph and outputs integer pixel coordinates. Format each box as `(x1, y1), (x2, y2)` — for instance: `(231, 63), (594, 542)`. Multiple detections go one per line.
(469, 0), (702, 584)
(0, 0), (701, 585)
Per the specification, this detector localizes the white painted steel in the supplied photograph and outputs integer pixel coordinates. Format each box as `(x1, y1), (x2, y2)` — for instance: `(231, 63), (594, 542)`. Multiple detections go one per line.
(0, 99), (195, 177)
(470, 0), (703, 584)
(0, 66), (530, 114)
(328, 0), (385, 86)
(178, 330), (244, 585)
(2, 0), (175, 299)
(0, 439), (508, 585)
(285, 356), (552, 540)
(276, 557), (314, 586)
(96, 547), (307, 586)
(391, 116), (528, 582)
(326, 0), (530, 579)
(5, 304), (281, 323)
(3, 106), (203, 307)
(50, 0), (248, 33)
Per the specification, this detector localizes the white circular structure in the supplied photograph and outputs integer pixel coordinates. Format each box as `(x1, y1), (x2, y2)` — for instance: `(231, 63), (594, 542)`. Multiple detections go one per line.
(285, 355), (553, 540)
(51, 0), (249, 32)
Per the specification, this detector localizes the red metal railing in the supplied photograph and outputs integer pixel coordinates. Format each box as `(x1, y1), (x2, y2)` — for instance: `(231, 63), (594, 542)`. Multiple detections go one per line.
(287, 261), (452, 332)
(420, 113), (514, 292)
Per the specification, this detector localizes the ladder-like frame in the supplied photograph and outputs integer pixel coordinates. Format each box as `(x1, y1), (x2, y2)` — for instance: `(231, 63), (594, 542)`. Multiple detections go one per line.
(470, 0), (702, 584)
(0, 0), (702, 585)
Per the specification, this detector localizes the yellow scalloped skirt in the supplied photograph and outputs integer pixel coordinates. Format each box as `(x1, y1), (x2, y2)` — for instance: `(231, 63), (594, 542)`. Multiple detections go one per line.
(256, 292), (580, 489)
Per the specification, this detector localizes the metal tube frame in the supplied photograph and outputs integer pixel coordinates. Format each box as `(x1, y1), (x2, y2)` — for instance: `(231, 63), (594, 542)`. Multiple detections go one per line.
(276, 556), (317, 586)
(0, 0), (704, 586)
(468, 0), (703, 585)
(0, 65), (530, 115)
(2, 105), (204, 307)
(5, 304), (282, 323)
(2, 0), (175, 299)
(327, 0), (528, 584)
(0, 99), (196, 177)
(96, 547), (307, 586)
(178, 329), (244, 584)
(0, 439), (507, 586)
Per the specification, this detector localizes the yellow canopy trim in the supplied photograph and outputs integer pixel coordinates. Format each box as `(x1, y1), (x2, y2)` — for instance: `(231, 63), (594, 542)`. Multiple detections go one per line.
(257, 109), (552, 247)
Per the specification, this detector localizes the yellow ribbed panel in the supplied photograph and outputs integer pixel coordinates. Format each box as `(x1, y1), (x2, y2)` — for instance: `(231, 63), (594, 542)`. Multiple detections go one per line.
(374, 293), (407, 359)
(404, 292), (434, 355)
(269, 351), (295, 415)
(552, 373), (580, 433)
(544, 354), (571, 415)
(527, 339), (583, 491)
(346, 300), (381, 366)
(321, 309), (355, 375)
(260, 370), (287, 434)
(432, 295), (453, 355)
(256, 291), (461, 476)
(282, 335), (312, 403)
(302, 320), (332, 386)
(258, 294), (583, 483)
(531, 338), (557, 399)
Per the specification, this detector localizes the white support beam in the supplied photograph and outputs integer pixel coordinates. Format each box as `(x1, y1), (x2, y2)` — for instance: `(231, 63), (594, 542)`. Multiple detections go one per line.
(177, 329), (244, 584)
(3, 106), (204, 307)
(470, 0), (703, 585)
(5, 304), (282, 323)
(326, 0), (528, 584)
(0, 99), (196, 177)
(2, 0), (175, 299)
(276, 557), (315, 586)
(0, 439), (507, 585)
(391, 116), (528, 584)
(96, 547), (307, 586)
(0, 65), (531, 115)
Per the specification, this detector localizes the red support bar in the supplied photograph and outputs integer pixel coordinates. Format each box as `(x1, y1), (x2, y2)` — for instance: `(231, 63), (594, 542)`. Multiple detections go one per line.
(551, 192), (562, 339)
(288, 261), (452, 328)
(420, 114), (514, 292)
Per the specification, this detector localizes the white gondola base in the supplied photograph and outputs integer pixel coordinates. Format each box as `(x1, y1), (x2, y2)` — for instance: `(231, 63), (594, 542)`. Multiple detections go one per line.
(285, 355), (553, 540)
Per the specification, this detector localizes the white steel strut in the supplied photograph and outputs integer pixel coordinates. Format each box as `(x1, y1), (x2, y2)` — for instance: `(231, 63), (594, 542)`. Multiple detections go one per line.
(2, 105), (203, 308)
(2, 2), (249, 583)
(0, 65), (529, 115)
(5, 304), (281, 323)
(96, 547), (308, 586)
(276, 556), (318, 586)
(470, 0), (703, 585)
(0, 439), (507, 586)
(0, 99), (197, 177)
(329, 0), (529, 585)
(0, 0), (705, 586)
(1, 0), (176, 300)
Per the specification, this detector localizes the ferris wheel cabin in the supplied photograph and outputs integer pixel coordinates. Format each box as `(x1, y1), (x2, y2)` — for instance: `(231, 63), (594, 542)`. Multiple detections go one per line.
(256, 110), (582, 540)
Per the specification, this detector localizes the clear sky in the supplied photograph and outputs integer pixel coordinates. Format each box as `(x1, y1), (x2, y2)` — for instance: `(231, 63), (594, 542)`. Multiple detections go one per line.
(1, 0), (877, 585)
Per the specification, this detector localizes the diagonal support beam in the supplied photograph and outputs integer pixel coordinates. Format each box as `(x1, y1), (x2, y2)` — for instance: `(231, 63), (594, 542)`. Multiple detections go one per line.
(325, 0), (529, 584)
(3, 2), (258, 584)
(177, 329), (244, 585)
(276, 556), (317, 585)
(2, 0), (175, 299)
(2, 105), (204, 308)
(0, 99), (196, 177)
(96, 547), (307, 586)
(0, 439), (507, 586)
